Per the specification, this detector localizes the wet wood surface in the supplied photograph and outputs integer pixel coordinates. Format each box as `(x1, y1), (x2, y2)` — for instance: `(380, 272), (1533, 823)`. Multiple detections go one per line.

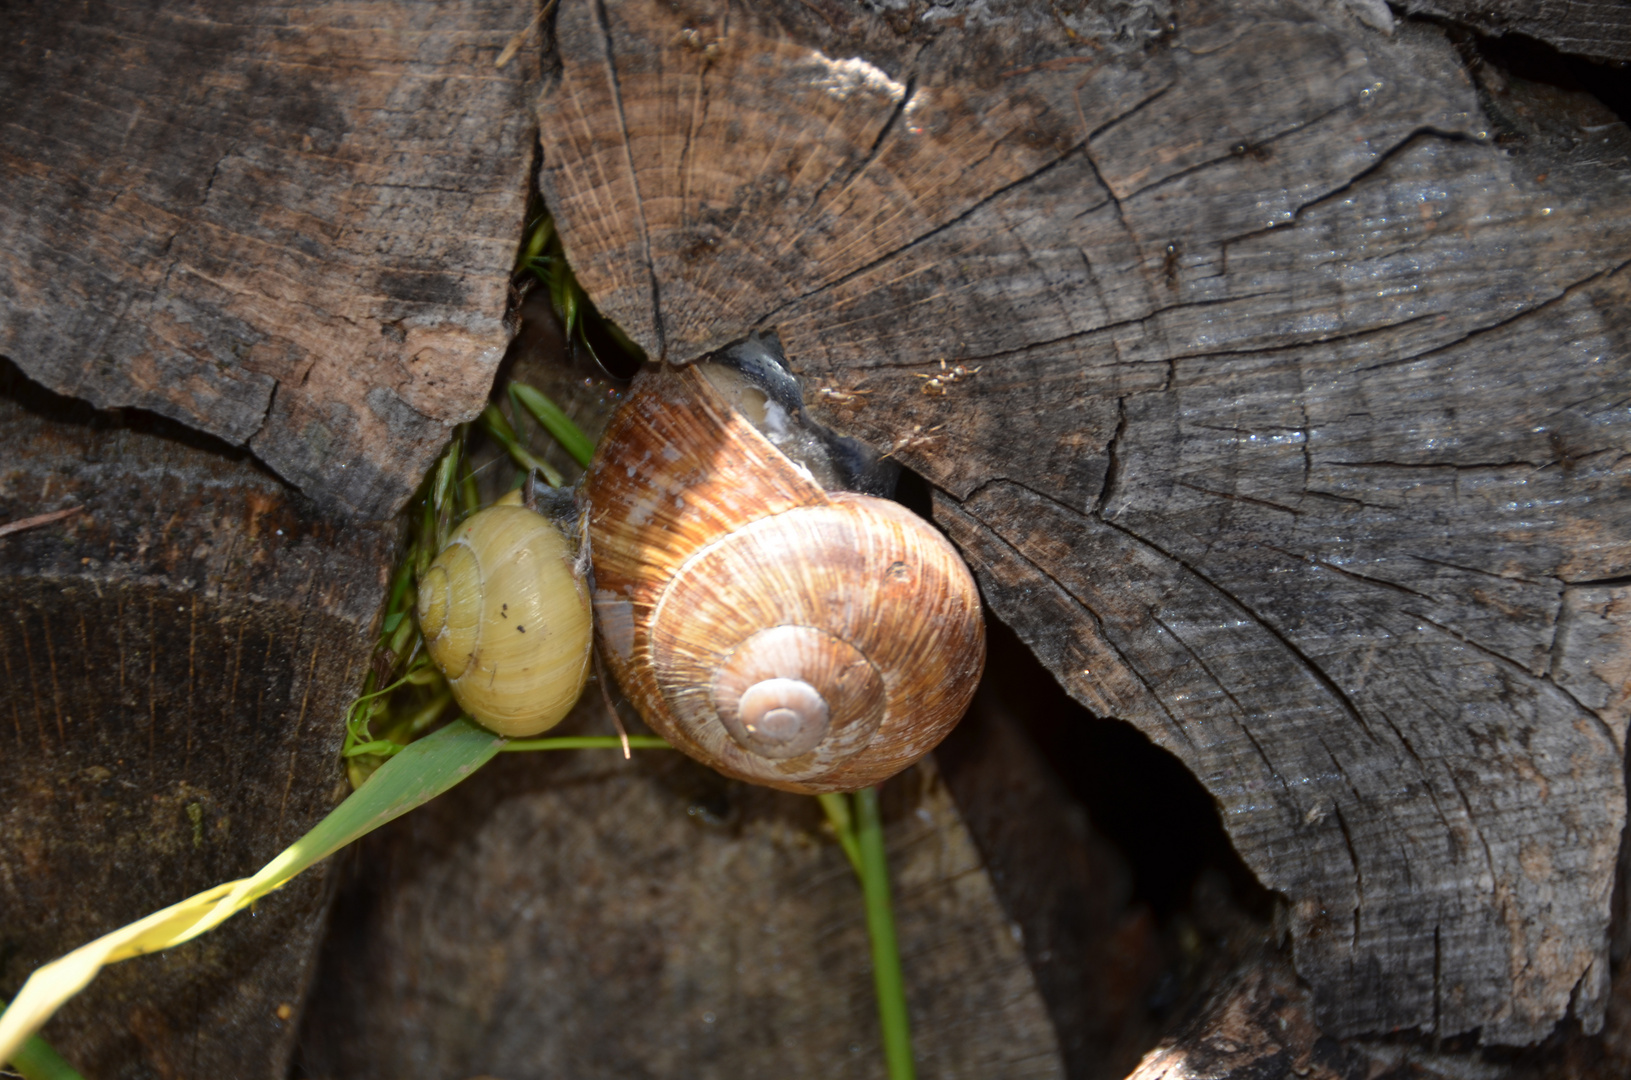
(537, 0), (1631, 1046)
(0, 0), (539, 518)
(0, 366), (393, 1077)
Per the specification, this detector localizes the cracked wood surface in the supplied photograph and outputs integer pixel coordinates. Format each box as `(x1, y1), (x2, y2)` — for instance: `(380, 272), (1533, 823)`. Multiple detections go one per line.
(537, 0), (1631, 1044)
(0, 372), (393, 1078)
(1401, 0), (1631, 63)
(296, 707), (1065, 1080)
(1, 0), (538, 519)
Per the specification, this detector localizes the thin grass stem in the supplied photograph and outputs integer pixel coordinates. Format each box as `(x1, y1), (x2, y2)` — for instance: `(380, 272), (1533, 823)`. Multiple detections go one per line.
(508, 383), (596, 468)
(479, 404), (565, 487)
(816, 793), (863, 876)
(499, 735), (671, 752)
(855, 787), (916, 1080)
(342, 739), (405, 758)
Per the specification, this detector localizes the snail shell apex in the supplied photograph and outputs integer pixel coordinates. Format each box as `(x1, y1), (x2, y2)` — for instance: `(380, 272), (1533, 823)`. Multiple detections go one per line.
(416, 502), (593, 737)
(586, 363), (985, 793)
(731, 674), (832, 758)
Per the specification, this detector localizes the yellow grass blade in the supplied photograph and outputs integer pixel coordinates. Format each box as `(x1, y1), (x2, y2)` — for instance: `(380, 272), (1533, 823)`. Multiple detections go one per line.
(0, 719), (503, 1068)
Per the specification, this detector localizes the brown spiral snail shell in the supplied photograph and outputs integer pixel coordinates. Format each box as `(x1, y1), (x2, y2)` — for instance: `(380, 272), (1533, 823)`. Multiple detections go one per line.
(584, 357), (985, 793)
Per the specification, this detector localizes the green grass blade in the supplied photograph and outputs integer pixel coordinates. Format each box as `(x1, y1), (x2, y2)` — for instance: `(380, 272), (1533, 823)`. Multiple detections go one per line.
(855, 787), (916, 1080)
(816, 793), (863, 876)
(186, 719), (504, 930)
(478, 404), (566, 487)
(499, 735), (671, 752)
(432, 437), (462, 515)
(517, 215), (553, 270)
(0, 1003), (84, 1080)
(509, 383), (596, 468)
(458, 454), (481, 515)
(0, 720), (502, 1067)
(550, 262), (579, 337)
(480, 400), (522, 445)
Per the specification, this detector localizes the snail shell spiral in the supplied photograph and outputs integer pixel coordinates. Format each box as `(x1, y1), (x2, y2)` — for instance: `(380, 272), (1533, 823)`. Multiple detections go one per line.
(416, 497), (593, 736)
(586, 362), (985, 793)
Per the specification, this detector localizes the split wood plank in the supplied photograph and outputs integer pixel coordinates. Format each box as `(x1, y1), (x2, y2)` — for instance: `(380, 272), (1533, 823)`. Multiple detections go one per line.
(1402, 0), (1631, 62)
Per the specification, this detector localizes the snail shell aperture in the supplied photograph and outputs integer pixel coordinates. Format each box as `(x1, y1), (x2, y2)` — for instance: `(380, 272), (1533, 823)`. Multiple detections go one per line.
(416, 497), (593, 736)
(585, 361), (985, 793)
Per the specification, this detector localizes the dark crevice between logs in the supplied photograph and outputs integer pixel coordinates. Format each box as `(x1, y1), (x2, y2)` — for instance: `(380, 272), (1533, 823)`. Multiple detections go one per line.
(0, 354), (285, 487)
(1437, 21), (1631, 153)
(512, 171), (646, 383)
(940, 612), (1631, 1078)
(986, 619), (1270, 920)
(938, 615), (1278, 1080)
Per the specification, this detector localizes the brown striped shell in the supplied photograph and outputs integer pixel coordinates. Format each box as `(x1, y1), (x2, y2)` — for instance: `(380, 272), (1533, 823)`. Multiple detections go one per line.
(585, 363), (985, 793)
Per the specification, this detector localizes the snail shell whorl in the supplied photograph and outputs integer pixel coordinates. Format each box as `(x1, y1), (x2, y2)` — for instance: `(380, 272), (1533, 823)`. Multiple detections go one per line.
(416, 502), (593, 737)
(586, 363), (985, 793)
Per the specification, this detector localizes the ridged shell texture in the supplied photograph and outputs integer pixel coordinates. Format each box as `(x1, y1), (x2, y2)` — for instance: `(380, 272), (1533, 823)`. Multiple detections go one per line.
(417, 503), (592, 736)
(586, 364), (985, 793)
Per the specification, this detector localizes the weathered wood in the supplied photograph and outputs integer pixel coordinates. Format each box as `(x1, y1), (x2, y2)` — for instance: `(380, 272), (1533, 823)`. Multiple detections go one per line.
(0, 0), (539, 518)
(1402, 0), (1631, 63)
(937, 675), (1167, 1080)
(295, 696), (1064, 1079)
(0, 365), (393, 1077)
(536, 0), (1631, 1044)
(1126, 949), (1342, 1080)
(1123, 924), (1631, 1080)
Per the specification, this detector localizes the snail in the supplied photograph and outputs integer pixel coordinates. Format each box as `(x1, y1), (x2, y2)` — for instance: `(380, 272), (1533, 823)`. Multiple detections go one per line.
(584, 342), (986, 793)
(416, 490), (593, 736)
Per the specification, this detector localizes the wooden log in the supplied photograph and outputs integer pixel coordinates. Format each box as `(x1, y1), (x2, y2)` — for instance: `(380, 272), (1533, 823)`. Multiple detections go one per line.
(937, 673), (1168, 1079)
(294, 697), (1066, 1079)
(536, 0), (1631, 1045)
(1401, 0), (1631, 62)
(9, 0), (1631, 1056)
(0, 364), (393, 1077)
(1123, 906), (1631, 1080)
(0, 0), (539, 518)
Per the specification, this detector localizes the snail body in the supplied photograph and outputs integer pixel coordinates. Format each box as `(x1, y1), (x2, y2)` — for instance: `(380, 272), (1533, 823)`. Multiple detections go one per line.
(586, 361), (985, 793)
(416, 496), (593, 736)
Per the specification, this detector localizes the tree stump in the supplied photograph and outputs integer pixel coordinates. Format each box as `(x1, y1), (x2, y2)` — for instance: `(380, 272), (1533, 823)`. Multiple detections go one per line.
(537, 0), (1631, 1046)
(0, 365), (393, 1077)
(0, 0), (539, 518)
(296, 698), (1069, 1080)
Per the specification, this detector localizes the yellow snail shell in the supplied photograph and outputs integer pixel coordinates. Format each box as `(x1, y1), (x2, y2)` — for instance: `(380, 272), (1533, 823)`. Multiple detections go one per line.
(416, 494), (593, 736)
(585, 362), (985, 793)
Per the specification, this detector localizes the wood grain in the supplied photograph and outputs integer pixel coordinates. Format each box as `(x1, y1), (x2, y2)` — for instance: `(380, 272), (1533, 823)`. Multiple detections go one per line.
(936, 677), (1171, 1080)
(296, 701), (1065, 1079)
(1403, 0), (1631, 62)
(537, 0), (1631, 1044)
(1, 0), (539, 518)
(0, 368), (393, 1077)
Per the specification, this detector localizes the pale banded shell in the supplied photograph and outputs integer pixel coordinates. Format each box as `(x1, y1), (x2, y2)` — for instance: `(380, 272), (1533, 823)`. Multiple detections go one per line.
(417, 501), (592, 736)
